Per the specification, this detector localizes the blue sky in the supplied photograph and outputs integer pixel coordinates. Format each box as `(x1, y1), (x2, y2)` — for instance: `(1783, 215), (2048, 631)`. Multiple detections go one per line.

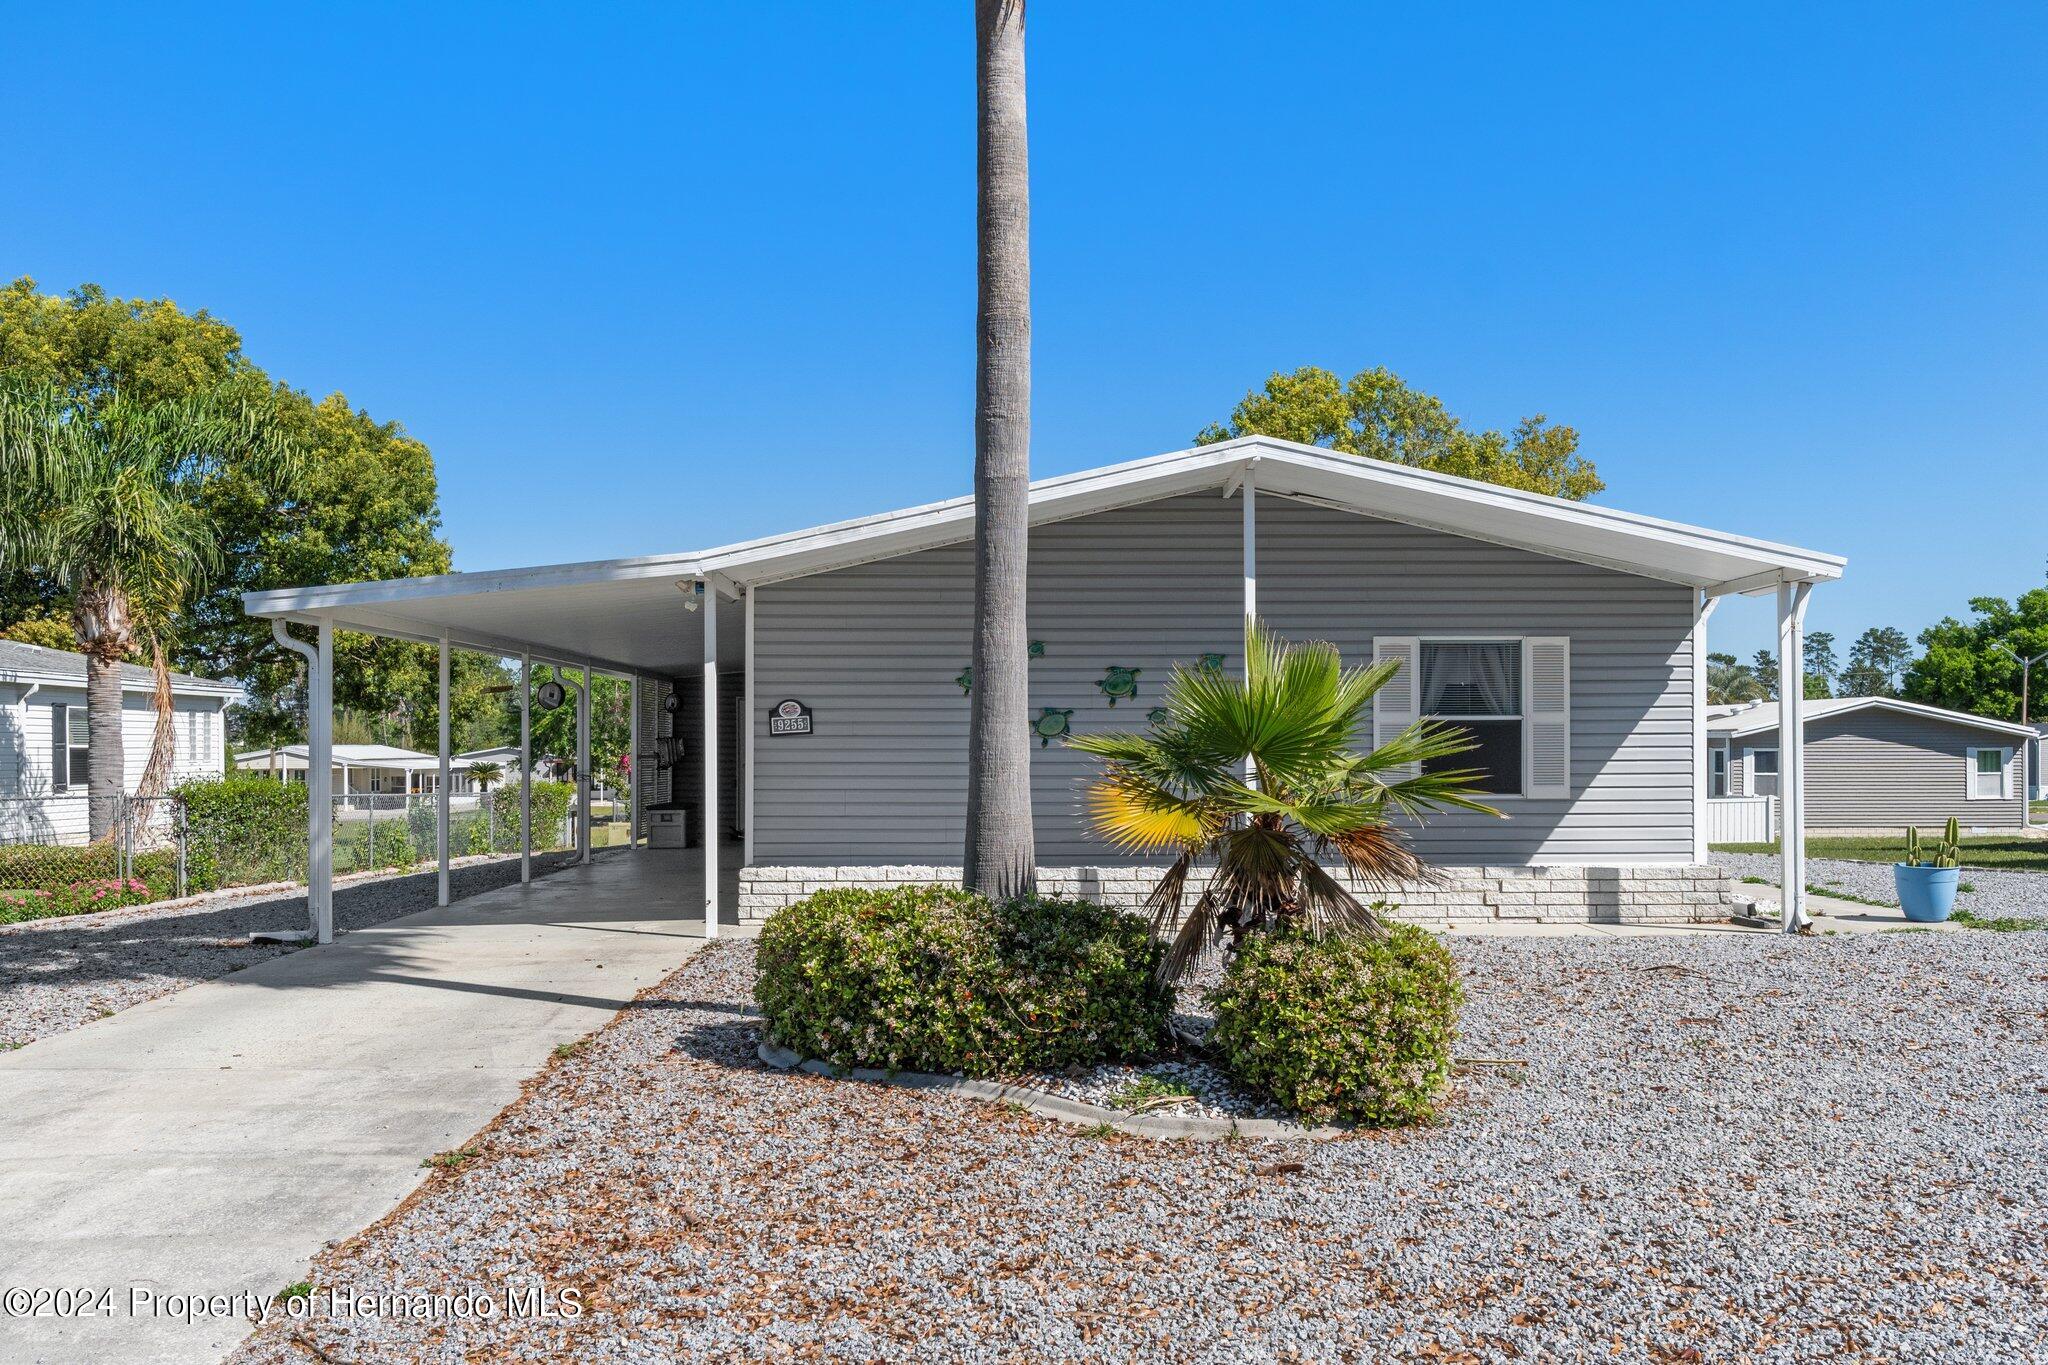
(6, 2), (2043, 664)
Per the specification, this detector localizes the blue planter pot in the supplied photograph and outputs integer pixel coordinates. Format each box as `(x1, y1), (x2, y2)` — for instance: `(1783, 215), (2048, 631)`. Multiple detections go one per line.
(1893, 864), (1959, 922)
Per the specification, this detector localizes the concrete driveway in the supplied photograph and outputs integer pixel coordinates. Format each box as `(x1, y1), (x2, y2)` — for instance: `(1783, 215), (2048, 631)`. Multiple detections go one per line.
(0, 849), (723, 1364)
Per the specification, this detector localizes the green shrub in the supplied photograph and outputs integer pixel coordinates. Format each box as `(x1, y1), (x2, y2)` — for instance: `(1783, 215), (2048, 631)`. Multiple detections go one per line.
(480, 782), (574, 853)
(1209, 921), (1461, 1126)
(175, 775), (308, 891)
(754, 884), (1171, 1077)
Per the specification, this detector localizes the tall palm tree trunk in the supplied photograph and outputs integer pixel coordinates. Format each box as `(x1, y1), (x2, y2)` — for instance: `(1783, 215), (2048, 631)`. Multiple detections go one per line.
(964, 0), (1035, 898)
(71, 577), (134, 842)
(83, 655), (126, 841)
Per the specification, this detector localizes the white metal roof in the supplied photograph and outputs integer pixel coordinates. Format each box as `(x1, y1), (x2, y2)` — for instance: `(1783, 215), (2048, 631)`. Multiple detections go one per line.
(242, 436), (1846, 677)
(236, 743), (440, 768)
(1707, 696), (2036, 741)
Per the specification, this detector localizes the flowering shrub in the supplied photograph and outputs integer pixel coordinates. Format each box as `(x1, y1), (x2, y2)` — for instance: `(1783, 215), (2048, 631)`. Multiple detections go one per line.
(753, 884), (1171, 1077)
(1209, 921), (1462, 1126)
(0, 877), (155, 925)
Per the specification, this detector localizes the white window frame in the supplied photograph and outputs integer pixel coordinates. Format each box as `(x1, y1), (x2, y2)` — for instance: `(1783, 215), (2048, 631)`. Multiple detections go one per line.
(1708, 745), (1729, 798)
(1417, 636), (1527, 799)
(1965, 746), (2012, 801)
(1749, 747), (1780, 797)
(52, 703), (90, 792)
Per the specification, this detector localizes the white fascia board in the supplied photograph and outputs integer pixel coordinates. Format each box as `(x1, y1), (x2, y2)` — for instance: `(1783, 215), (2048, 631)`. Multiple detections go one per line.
(1718, 697), (2037, 741)
(269, 607), (647, 679)
(0, 666), (243, 699)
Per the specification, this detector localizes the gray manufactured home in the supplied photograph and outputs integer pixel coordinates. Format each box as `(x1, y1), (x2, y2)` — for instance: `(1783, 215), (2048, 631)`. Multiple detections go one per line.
(243, 436), (1848, 936)
(1709, 697), (2033, 832)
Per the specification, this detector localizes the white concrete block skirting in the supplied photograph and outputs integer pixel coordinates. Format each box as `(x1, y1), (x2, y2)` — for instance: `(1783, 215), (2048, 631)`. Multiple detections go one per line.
(756, 1040), (1347, 1142)
(739, 863), (1737, 926)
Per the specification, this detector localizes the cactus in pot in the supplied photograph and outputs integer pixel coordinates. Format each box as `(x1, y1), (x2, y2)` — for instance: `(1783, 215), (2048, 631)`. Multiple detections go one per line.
(1895, 819), (1962, 921)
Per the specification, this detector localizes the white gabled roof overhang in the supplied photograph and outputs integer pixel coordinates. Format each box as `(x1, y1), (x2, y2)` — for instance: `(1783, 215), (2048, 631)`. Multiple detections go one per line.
(242, 435), (1845, 676)
(1709, 696), (2036, 742)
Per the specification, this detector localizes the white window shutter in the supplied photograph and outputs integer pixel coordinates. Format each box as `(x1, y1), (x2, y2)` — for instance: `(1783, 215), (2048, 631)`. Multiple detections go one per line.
(1373, 637), (1421, 781)
(2004, 747), (2015, 800)
(1524, 637), (1572, 799)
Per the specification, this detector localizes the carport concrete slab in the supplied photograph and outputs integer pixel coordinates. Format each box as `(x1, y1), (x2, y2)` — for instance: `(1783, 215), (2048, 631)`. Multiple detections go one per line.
(0, 849), (721, 1364)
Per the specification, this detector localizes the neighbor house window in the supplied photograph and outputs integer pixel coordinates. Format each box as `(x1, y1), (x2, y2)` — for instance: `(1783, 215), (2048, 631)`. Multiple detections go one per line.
(51, 705), (89, 791)
(1419, 640), (1523, 796)
(1750, 747), (1779, 797)
(1709, 746), (1729, 798)
(1967, 747), (2008, 800)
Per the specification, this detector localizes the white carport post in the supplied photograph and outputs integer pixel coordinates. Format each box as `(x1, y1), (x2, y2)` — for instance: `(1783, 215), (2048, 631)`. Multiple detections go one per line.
(436, 631), (451, 907)
(702, 578), (721, 939)
(272, 620), (335, 943)
(1776, 581), (1813, 932)
(1693, 591), (1721, 864)
(629, 674), (641, 851)
(577, 660), (593, 865)
(519, 651), (532, 884)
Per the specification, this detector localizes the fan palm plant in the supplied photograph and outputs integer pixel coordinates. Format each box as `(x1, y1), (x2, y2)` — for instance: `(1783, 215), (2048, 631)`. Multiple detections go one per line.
(0, 381), (298, 838)
(1068, 625), (1503, 984)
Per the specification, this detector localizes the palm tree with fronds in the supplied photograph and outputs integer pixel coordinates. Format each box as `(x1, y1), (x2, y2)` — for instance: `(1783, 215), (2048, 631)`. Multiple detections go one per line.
(1068, 625), (1503, 984)
(0, 381), (298, 838)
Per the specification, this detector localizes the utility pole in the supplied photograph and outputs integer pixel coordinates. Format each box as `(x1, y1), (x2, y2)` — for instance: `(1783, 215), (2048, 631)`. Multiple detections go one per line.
(1993, 642), (2047, 830)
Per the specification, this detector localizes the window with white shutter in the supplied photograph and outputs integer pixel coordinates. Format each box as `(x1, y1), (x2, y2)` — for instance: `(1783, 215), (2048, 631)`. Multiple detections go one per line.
(1419, 640), (1523, 795)
(1967, 747), (2011, 801)
(1372, 637), (1420, 782)
(1523, 637), (1572, 799)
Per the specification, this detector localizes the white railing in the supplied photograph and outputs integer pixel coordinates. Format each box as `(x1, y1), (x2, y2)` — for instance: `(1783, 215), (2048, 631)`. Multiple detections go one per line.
(1706, 795), (1777, 844)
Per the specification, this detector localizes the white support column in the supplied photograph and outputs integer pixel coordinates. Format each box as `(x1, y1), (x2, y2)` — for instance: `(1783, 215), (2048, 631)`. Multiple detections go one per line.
(1241, 467), (1257, 632)
(577, 661), (593, 865)
(1241, 466), (1257, 784)
(272, 619), (335, 945)
(313, 622), (333, 943)
(1776, 581), (1812, 931)
(703, 581), (720, 938)
(743, 587), (755, 870)
(437, 631), (451, 907)
(519, 651), (532, 884)
(1693, 591), (1721, 864)
(629, 674), (641, 851)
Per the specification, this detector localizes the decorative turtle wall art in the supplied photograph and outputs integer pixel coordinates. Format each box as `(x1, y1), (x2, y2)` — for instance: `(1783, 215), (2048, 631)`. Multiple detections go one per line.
(1197, 652), (1226, 672)
(1029, 640), (1047, 659)
(1147, 706), (1170, 726)
(955, 665), (973, 695)
(1096, 666), (1141, 706)
(1032, 707), (1074, 747)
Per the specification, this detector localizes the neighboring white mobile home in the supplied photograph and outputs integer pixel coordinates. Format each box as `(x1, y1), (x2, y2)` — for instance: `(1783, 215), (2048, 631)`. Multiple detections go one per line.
(0, 640), (242, 845)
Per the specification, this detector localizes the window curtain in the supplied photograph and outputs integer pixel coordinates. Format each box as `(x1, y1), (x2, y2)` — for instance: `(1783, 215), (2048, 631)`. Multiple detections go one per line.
(1421, 642), (1520, 717)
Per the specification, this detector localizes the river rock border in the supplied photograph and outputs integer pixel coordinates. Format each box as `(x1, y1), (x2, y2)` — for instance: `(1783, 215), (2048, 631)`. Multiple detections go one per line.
(755, 1039), (1348, 1142)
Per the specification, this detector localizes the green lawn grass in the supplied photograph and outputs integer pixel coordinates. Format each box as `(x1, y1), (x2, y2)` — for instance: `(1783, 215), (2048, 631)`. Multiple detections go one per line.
(1714, 833), (2048, 872)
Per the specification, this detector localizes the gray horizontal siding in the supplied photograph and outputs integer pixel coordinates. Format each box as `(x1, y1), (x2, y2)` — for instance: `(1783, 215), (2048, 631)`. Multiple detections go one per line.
(1730, 710), (2024, 829)
(750, 492), (1698, 867)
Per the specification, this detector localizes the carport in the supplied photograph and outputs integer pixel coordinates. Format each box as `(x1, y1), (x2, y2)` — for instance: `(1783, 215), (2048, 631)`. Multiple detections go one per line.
(245, 559), (745, 942)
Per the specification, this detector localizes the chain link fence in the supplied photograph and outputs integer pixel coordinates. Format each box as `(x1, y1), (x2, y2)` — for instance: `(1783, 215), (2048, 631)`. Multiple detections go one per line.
(0, 783), (629, 926)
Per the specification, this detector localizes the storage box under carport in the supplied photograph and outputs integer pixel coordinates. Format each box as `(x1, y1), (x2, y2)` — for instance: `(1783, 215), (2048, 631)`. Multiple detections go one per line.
(644, 800), (699, 848)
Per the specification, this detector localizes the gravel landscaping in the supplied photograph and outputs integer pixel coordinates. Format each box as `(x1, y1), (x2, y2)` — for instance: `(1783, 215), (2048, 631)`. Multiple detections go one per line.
(1716, 851), (2048, 923)
(233, 931), (2047, 1363)
(0, 850), (594, 1049)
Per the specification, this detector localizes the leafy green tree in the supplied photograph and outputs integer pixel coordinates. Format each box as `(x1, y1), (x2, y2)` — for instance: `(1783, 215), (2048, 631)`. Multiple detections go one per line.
(0, 609), (77, 652)
(1903, 591), (2048, 721)
(0, 382), (298, 835)
(1069, 625), (1498, 984)
(1706, 651), (1766, 704)
(527, 665), (631, 790)
(0, 278), (459, 753)
(1197, 365), (1604, 500)
(1840, 626), (1912, 697)
(1802, 631), (1837, 699)
(1750, 648), (1779, 698)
